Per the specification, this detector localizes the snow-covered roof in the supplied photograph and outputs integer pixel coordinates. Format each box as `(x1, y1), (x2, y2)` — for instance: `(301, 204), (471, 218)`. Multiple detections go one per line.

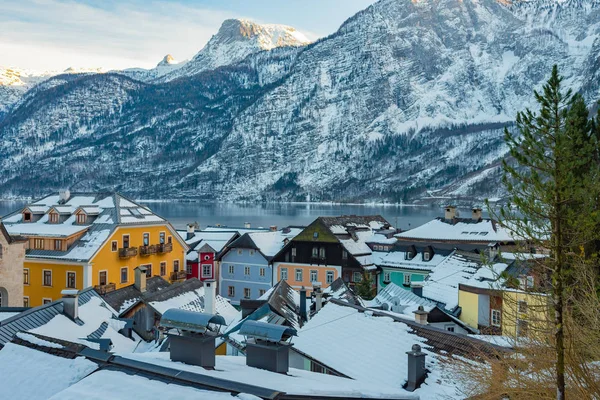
(369, 282), (438, 316)
(2, 192), (178, 262)
(176, 230), (238, 254)
(373, 250), (447, 271)
(422, 252), (509, 311)
(396, 217), (517, 243)
(292, 302), (466, 399)
(247, 228), (302, 258)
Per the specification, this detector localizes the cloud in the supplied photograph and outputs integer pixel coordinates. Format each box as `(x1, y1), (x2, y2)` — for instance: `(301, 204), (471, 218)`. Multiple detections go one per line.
(0, 0), (237, 70)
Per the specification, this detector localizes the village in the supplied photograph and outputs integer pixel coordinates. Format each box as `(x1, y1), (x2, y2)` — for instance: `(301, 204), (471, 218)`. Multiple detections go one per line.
(0, 190), (548, 399)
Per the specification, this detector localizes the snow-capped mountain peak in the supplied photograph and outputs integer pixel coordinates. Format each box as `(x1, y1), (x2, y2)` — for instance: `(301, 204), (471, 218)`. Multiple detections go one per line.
(156, 54), (178, 67)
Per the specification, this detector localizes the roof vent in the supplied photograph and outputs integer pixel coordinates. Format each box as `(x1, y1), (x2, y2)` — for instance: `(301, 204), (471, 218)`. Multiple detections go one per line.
(160, 309), (226, 369)
(405, 344), (427, 391)
(239, 320), (297, 374)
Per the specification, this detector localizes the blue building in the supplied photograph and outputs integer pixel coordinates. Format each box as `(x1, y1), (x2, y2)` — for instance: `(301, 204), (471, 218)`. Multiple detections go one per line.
(217, 229), (301, 305)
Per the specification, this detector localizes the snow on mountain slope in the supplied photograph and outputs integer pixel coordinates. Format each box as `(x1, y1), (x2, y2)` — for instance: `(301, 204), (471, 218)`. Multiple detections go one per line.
(117, 54), (188, 83)
(0, 0), (599, 202)
(160, 18), (311, 82)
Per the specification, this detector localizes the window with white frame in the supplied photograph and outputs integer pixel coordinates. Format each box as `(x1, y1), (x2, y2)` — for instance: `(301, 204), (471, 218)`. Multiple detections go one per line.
(99, 271), (107, 286)
(291, 248), (296, 257)
(186, 262), (192, 275)
(259, 289), (266, 297)
(244, 266), (251, 276)
(228, 265), (235, 275)
(67, 272), (76, 289)
(295, 269), (303, 282)
(353, 271), (362, 282)
(491, 309), (502, 327)
(120, 267), (128, 283)
(228, 286), (235, 297)
(111, 241), (118, 252)
(43, 298), (52, 305)
(43, 270), (52, 286)
(312, 247), (318, 258)
(160, 262), (166, 276)
(403, 273), (411, 286)
(281, 268), (288, 280)
(319, 247), (326, 259)
(202, 264), (212, 277)
(76, 213), (86, 224)
(310, 270), (318, 282)
(326, 271), (334, 284)
(173, 260), (180, 272)
(259, 268), (266, 277)
(244, 288), (251, 299)
(23, 269), (29, 285)
(423, 252), (431, 261)
(49, 212), (59, 223)
(383, 271), (391, 282)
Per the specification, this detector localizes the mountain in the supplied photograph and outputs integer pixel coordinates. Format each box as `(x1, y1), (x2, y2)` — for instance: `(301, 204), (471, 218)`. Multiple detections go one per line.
(159, 18), (311, 82)
(0, 0), (599, 202)
(118, 54), (187, 83)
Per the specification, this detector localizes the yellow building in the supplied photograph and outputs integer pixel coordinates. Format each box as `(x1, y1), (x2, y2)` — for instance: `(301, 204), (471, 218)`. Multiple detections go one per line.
(501, 289), (550, 340)
(2, 191), (188, 307)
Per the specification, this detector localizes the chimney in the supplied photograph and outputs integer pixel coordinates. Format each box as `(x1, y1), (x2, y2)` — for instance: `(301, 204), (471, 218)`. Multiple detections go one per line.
(186, 223), (196, 240)
(134, 266), (147, 293)
(270, 225), (277, 232)
(413, 305), (429, 325)
(300, 287), (307, 322)
(405, 344), (427, 391)
(58, 189), (70, 204)
(472, 207), (483, 221)
(204, 280), (216, 315)
(240, 320), (297, 374)
(160, 309), (226, 369)
(313, 282), (323, 313)
(244, 222), (251, 229)
(61, 289), (79, 320)
(444, 206), (457, 221)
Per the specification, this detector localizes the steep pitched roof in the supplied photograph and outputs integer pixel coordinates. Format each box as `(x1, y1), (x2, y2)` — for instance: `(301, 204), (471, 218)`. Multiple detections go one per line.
(100, 276), (170, 315)
(395, 217), (516, 243)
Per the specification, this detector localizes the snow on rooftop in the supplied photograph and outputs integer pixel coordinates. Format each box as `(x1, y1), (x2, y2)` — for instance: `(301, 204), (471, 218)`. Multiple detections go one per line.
(120, 352), (413, 398)
(396, 218), (516, 242)
(4, 223), (89, 237)
(368, 282), (437, 318)
(47, 369), (252, 400)
(30, 297), (136, 352)
(0, 312), (20, 322)
(247, 228), (301, 257)
(373, 250), (446, 271)
(0, 343), (97, 400)
(293, 302), (464, 398)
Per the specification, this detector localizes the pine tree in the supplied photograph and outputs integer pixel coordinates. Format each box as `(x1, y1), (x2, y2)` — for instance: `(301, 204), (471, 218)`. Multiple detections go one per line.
(355, 272), (376, 300)
(499, 65), (598, 400)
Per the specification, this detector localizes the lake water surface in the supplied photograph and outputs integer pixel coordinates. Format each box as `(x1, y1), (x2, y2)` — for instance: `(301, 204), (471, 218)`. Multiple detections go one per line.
(0, 200), (488, 230)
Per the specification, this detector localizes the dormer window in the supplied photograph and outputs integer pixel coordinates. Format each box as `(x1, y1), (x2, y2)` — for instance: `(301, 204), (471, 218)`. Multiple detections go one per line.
(76, 213), (86, 224)
(49, 212), (59, 224)
(23, 212), (31, 222)
(423, 252), (431, 261)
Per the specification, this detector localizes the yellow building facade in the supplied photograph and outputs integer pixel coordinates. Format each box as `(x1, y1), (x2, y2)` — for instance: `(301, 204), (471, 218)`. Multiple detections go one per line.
(4, 192), (188, 307)
(501, 289), (550, 340)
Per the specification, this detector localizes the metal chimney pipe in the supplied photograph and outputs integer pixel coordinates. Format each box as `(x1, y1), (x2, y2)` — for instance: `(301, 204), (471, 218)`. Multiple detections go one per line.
(61, 289), (79, 320)
(406, 344), (427, 391)
(204, 280), (216, 315)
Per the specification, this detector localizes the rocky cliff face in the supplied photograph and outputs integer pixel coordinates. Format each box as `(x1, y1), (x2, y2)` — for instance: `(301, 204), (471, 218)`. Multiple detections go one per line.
(0, 0), (599, 202)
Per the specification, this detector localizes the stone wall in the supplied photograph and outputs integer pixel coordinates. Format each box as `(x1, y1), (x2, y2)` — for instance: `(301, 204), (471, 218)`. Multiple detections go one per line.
(0, 225), (26, 307)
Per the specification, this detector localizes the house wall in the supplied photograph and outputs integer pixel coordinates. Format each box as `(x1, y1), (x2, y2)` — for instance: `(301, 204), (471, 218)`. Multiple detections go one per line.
(429, 321), (469, 335)
(379, 268), (427, 291)
(502, 290), (550, 340)
(198, 252), (215, 281)
(273, 262), (341, 291)
(0, 233), (26, 307)
(458, 290), (479, 330)
(477, 294), (490, 326)
(23, 261), (84, 306)
(219, 248), (272, 305)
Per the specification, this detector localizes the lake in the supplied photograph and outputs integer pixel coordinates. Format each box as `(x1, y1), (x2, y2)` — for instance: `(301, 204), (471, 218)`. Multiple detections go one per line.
(0, 200), (489, 230)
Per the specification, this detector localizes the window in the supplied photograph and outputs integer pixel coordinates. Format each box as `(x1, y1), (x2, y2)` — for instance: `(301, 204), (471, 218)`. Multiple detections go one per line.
(281, 268), (288, 280)
(143, 233), (149, 246)
(159, 232), (165, 244)
(228, 286), (235, 297)
(228, 265), (235, 275)
(403, 274), (411, 286)
(291, 248), (296, 257)
(120, 267), (128, 283)
(159, 262), (166, 276)
(519, 275), (535, 290)
(76, 213), (86, 224)
(310, 270), (318, 282)
(67, 272), (76, 288)
(342, 250), (348, 260)
(145, 265), (152, 278)
(249, 250), (255, 256)
(23, 212), (31, 222)
(123, 235), (130, 249)
(34, 238), (44, 250)
(491, 309), (502, 327)
(173, 260), (180, 272)
(259, 268), (266, 277)
(313, 232), (318, 239)
(353, 271), (362, 283)
(445, 325), (455, 332)
(23, 269), (29, 285)
(54, 239), (62, 251)
(518, 300), (528, 314)
(111, 241), (118, 252)
(43, 270), (52, 286)
(312, 247), (318, 257)
(202, 264), (212, 277)
(383, 271), (391, 283)
(423, 252), (431, 261)
(319, 247), (326, 259)
(295, 269), (303, 282)
(99, 271), (107, 286)
(517, 319), (529, 337)
(23, 297), (29, 307)
(167, 236), (172, 244)
(49, 212), (58, 223)
(43, 298), (52, 305)
(244, 288), (251, 299)
(186, 263), (192, 275)
(237, 249), (243, 255)
(244, 266), (251, 276)
(259, 289), (266, 297)
(326, 271), (334, 284)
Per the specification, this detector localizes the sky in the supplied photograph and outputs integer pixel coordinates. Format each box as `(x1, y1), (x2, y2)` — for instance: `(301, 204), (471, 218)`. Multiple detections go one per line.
(0, 0), (376, 72)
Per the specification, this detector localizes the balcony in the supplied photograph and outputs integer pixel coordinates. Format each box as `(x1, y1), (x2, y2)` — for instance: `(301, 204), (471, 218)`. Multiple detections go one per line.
(170, 270), (187, 282)
(119, 247), (138, 258)
(157, 242), (173, 253)
(139, 244), (158, 256)
(94, 282), (116, 295)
